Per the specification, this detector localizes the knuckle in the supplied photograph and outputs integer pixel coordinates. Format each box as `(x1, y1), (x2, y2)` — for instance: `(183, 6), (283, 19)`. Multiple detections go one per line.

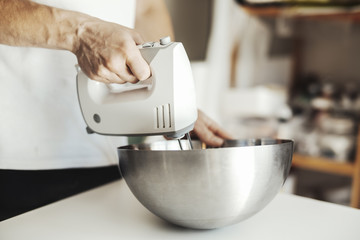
(94, 66), (106, 77)
(132, 31), (143, 42)
(132, 31), (141, 39)
(204, 131), (214, 142)
(119, 39), (135, 52)
(137, 68), (151, 81)
(107, 58), (124, 72)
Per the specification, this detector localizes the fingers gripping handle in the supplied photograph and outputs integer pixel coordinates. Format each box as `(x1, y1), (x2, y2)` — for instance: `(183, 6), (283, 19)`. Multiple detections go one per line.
(106, 45), (156, 93)
(106, 77), (153, 93)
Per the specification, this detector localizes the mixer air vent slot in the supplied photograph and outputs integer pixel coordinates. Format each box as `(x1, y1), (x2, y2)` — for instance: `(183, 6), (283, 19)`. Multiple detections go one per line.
(154, 104), (171, 129)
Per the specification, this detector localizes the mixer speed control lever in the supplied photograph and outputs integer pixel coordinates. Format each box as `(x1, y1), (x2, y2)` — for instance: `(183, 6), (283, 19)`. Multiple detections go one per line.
(160, 36), (171, 45)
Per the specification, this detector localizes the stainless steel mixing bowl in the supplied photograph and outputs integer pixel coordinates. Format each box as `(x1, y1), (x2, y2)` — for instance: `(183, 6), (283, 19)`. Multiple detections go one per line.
(118, 139), (293, 229)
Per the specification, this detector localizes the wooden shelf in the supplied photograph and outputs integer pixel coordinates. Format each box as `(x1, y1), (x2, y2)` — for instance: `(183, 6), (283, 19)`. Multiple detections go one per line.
(240, 5), (360, 21)
(292, 154), (355, 177)
(291, 126), (360, 208)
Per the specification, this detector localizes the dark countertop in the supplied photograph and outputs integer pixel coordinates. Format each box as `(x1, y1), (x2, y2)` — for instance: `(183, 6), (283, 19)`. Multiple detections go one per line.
(0, 165), (121, 221)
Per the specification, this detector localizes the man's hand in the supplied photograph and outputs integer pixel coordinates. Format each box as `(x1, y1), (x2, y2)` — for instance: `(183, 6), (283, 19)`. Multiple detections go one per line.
(192, 110), (234, 147)
(74, 20), (151, 84)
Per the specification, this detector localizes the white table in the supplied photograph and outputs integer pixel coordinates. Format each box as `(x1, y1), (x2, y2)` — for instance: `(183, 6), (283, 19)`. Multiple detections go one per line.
(1, 180), (360, 240)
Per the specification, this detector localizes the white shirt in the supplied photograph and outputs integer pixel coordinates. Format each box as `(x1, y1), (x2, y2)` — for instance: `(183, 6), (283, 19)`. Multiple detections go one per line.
(0, 0), (136, 170)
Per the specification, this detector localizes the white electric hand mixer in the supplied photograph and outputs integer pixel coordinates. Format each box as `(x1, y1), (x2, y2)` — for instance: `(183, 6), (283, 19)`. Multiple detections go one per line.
(76, 37), (198, 147)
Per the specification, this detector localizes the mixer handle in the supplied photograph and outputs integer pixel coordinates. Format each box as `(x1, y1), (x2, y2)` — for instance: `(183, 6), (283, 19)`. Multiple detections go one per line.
(75, 63), (154, 97)
(106, 76), (153, 93)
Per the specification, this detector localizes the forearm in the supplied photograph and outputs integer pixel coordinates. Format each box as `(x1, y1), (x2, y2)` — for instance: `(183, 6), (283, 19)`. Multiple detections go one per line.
(0, 0), (90, 52)
(135, 0), (174, 42)
(0, 0), (151, 84)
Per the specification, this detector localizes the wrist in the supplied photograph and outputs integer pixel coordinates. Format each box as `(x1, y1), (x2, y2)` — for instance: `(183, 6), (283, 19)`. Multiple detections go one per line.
(51, 8), (92, 53)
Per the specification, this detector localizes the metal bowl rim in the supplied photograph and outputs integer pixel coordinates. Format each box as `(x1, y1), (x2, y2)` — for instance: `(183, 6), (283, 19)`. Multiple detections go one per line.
(117, 138), (294, 152)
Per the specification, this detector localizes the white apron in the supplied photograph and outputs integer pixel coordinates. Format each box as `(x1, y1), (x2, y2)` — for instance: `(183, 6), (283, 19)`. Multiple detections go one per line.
(0, 0), (136, 169)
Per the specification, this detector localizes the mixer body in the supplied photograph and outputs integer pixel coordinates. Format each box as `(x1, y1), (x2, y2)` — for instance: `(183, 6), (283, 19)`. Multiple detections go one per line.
(77, 39), (197, 138)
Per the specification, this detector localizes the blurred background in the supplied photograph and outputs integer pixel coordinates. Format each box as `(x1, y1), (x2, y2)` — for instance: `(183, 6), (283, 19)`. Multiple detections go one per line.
(164, 0), (360, 208)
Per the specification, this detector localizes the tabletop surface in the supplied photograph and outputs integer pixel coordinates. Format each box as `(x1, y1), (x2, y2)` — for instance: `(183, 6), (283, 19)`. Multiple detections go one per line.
(1, 179), (360, 240)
